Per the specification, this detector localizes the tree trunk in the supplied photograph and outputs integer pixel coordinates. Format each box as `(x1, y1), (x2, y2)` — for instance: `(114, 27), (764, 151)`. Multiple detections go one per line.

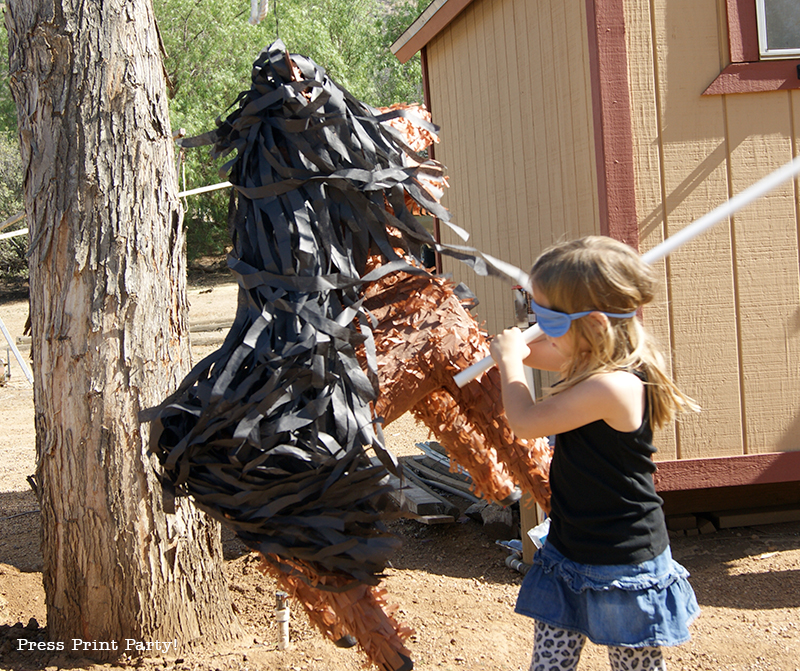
(5, 0), (243, 657)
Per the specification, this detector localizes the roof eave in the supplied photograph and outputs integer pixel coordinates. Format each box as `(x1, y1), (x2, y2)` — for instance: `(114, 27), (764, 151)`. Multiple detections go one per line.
(390, 0), (475, 63)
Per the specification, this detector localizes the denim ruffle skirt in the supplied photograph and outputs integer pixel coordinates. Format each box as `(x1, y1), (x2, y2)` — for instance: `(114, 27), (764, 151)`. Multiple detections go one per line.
(515, 541), (699, 647)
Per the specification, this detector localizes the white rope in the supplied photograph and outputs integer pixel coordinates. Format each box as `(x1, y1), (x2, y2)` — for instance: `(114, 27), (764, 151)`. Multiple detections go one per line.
(0, 228), (27, 241)
(0, 182), (233, 244)
(0, 211), (24, 233)
(0, 180), (234, 387)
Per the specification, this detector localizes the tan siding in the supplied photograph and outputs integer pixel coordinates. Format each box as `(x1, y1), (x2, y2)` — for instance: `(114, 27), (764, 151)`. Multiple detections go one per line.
(523, 0), (557, 257)
(725, 93), (800, 454)
(624, 0), (800, 459)
(540, 1), (577, 246)
(427, 0), (600, 336)
(430, 8), (494, 326)
(624, 0), (677, 459)
(790, 89), (800, 453)
(470, 0), (507, 325)
(495, 0), (524, 275)
(505, 0), (534, 273)
(557, 0), (594, 241)
(420, 0), (800, 463)
(646, 0), (742, 460)
(509, 0), (537, 270)
(539, 1), (569, 242)
(572, 0), (602, 241)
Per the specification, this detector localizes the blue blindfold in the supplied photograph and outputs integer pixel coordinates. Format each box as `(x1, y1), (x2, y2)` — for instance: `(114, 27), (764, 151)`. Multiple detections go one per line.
(530, 298), (637, 337)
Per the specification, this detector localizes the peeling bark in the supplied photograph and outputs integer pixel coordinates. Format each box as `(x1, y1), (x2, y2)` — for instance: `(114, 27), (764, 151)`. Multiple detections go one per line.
(5, 0), (243, 657)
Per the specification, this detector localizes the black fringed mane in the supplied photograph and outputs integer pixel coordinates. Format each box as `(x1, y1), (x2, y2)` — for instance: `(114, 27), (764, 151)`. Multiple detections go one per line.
(148, 41), (452, 587)
(147, 40), (525, 590)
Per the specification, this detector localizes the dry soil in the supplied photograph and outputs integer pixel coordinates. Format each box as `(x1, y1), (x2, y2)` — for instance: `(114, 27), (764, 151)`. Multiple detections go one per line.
(1, 274), (799, 671)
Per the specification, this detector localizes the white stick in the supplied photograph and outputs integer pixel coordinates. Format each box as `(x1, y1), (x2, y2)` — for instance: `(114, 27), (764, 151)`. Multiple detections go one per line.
(0, 314), (34, 384)
(275, 591), (290, 650)
(452, 323), (543, 388)
(641, 154), (800, 264)
(453, 154), (800, 388)
(177, 181), (232, 198)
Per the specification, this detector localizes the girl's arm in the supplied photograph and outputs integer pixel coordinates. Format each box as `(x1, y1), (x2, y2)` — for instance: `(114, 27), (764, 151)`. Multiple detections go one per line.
(490, 328), (644, 438)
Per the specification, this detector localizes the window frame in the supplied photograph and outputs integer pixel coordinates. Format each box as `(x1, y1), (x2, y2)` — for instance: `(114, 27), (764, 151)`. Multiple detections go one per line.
(703, 0), (800, 95)
(754, 0), (800, 60)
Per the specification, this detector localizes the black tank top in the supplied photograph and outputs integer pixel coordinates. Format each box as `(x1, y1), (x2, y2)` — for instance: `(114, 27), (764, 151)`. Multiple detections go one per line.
(547, 374), (669, 565)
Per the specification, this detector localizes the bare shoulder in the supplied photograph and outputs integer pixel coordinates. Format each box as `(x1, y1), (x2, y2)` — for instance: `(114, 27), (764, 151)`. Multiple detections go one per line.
(587, 369), (644, 394)
(583, 370), (645, 432)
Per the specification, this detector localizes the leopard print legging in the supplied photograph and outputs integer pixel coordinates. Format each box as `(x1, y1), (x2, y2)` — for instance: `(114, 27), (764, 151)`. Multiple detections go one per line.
(530, 620), (667, 671)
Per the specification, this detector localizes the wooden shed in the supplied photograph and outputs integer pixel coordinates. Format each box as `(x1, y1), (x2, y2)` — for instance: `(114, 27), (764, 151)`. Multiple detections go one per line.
(392, 0), (800, 520)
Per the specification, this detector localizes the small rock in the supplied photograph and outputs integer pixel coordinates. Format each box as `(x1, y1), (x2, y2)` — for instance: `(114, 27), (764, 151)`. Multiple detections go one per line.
(47, 655), (70, 668)
(480, 503), (514, 540)
(464, 501), (488, 522)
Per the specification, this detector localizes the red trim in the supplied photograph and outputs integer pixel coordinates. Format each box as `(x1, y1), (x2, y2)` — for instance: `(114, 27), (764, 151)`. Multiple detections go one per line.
(654, 452), (800, 492)
(422, 46), (433, 140)
(704, 59), (800, 95)
(707, 0), (800, 94)
(661, 481), (800, 515)
(727, 0), (759, 62)
(586, 0), (639, 251)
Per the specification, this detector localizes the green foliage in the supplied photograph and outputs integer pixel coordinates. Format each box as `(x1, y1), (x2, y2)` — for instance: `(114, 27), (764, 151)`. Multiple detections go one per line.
(0, 132), (26, 277)
(0, 26), (18, 134)
(0, 22), (26, 278)
(0, 0), (427, 263)
(375, 0), (430, 105)
(159, 0), (426, 259)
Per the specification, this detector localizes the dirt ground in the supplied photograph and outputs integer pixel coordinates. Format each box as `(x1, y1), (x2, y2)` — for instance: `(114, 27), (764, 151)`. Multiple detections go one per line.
(1, 272), (800, 671)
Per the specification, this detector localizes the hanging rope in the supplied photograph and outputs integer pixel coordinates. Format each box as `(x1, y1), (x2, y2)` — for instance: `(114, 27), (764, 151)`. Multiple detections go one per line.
(249, 0), (269, 25)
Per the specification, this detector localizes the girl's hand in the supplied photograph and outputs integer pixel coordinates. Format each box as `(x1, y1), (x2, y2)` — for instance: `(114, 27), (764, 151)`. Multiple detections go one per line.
(490, 328), (530, 365)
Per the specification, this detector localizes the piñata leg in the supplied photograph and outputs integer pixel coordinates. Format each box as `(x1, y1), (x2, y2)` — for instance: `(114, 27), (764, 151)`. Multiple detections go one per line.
(366, 264), (551, 508)
(257, 554), (413, 671)
(408, 389), (517, 501)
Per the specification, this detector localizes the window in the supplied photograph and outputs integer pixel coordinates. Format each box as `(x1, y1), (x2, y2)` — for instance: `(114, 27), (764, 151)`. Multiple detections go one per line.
(703, 0), (800, 95)
(755, 0), (800, 59)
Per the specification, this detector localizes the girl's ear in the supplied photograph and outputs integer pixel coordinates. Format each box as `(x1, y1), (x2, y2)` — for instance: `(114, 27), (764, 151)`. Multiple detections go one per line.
(587, 311), (610, 331)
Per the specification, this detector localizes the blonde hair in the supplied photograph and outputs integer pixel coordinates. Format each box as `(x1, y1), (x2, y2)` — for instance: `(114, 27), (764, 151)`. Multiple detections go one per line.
(530, 236), (698, 429)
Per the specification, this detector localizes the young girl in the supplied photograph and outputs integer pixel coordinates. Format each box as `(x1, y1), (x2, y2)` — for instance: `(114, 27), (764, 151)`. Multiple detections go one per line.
(490, 236), (700, 671)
